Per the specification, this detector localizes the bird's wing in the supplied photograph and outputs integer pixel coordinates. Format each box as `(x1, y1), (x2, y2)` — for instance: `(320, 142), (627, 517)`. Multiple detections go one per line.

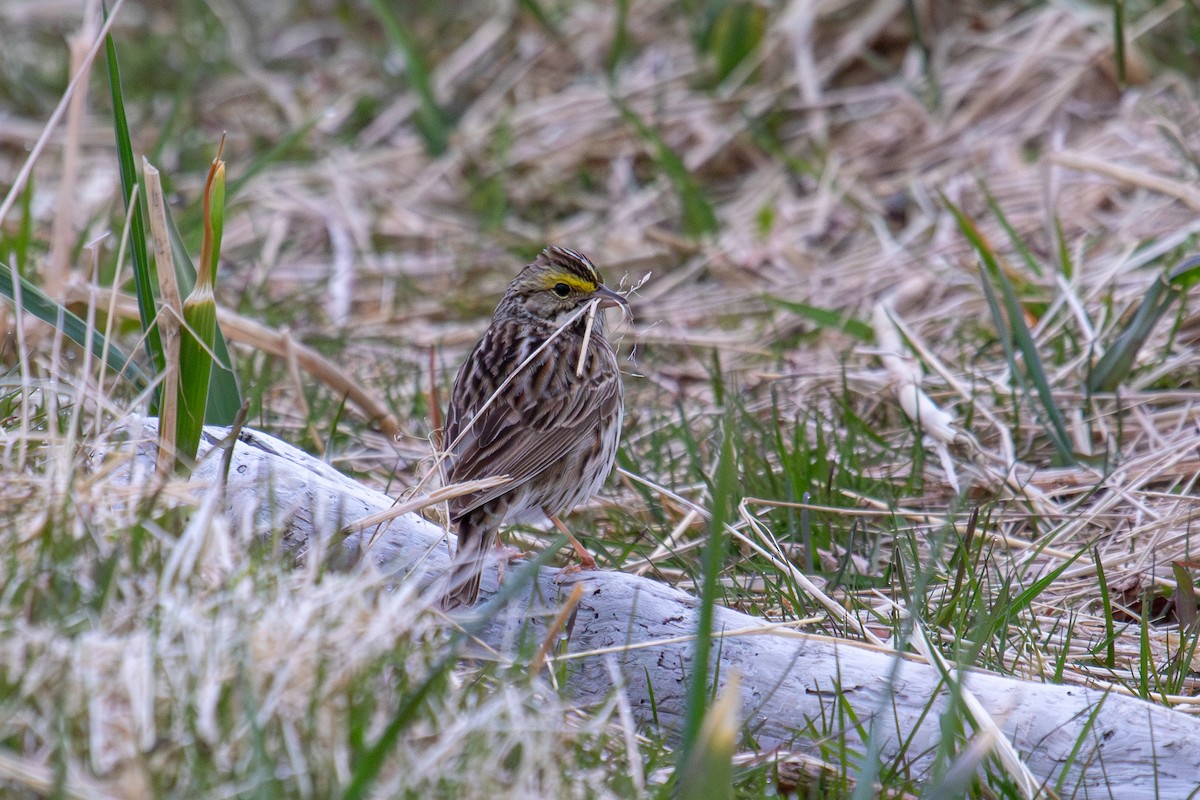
(443, 327), (620, 518)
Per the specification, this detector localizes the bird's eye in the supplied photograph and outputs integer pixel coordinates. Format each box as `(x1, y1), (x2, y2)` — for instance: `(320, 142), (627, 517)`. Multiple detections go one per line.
(553, 282), (571, 297)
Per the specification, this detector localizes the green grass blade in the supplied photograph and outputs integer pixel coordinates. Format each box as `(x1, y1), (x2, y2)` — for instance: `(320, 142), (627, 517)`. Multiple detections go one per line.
(977, 264), (1022, 390)
(606, 0), (632, 76)
(13, 176), (34, 277)
(1093, 549), (1116, 669)
(1113, 0), (1127, 87)
(946, 195), (1074, 463)
(366, 0), (451, 155)
(677, 417), (737, 773)
(992, 265), (1074, 463)
(104, 28), (163, 382)
(1053, 214), (1073, 280)
(1053, 613), (1075, 683)
(1088, 255), (1200, 392)
(706, 2), (766, 82)
(341, 659), (449, 800)
(1172, 561), (1197, 632)
(1004, 547), (1087, 617)
(921, 730), (995, 799)
(0, 262), (150, 390)
(616, 99), (718, 238)
(903, 0), (938, 106)
(516, 0), (558, 36)
(1139, 590), (1153, 699)
(768, 297), (874, 342)
(977, 179), (1042, 278)
(1053, 691), (1109, 795)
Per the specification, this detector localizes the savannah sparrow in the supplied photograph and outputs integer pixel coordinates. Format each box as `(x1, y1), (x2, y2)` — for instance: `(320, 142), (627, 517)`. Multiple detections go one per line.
(441, 246), (629, 608)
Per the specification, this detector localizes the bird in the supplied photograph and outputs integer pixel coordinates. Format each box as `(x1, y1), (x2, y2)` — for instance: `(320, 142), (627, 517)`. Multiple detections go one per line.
(440, 246), (629, 608)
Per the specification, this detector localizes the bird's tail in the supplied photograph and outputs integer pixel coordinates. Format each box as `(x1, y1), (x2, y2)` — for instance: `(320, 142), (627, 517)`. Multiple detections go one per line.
(441, 515), (490, 609)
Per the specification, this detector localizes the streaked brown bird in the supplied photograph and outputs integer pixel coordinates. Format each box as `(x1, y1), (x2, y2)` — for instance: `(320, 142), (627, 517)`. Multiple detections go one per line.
(441, 246), (628, 608)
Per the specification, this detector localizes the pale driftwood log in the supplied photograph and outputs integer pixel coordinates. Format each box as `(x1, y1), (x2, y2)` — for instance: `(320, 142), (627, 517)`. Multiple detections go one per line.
(138, 421), (1200, 798)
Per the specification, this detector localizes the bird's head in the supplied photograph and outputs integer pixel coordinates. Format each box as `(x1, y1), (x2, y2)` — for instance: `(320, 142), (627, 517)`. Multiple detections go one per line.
(499, 246), (629, 326)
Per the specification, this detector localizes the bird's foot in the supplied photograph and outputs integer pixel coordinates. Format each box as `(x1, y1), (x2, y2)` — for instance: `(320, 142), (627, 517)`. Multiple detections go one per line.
(495, 542), (528, 562)
(552, 551), (598, 584)
(546, 512), (599, 584)
(493, 543), (529, 587)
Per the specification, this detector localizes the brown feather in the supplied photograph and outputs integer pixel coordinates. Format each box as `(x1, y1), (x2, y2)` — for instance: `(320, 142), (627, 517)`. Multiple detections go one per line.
(440, 246), (627, 608)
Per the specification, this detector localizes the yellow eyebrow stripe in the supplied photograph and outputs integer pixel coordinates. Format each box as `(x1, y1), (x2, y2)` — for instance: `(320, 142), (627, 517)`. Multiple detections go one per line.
(544, 273), (596, 292)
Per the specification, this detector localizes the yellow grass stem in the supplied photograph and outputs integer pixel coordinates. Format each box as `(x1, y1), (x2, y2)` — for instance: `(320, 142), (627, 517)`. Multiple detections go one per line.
(675, 672), (739, 800)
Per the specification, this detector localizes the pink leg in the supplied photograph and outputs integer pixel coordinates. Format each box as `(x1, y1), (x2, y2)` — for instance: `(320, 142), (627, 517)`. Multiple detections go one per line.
(549, 513), (597, 577)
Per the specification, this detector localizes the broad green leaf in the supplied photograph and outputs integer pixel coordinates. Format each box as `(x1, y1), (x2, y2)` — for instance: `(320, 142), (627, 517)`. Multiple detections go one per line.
(165, 179), (241, 426)
(0, 262), (150, 390)
(175, 151), (226, 465)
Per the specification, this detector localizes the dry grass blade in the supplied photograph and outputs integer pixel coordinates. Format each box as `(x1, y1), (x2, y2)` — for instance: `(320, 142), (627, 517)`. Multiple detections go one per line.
(530, 582), (585, 675)
(1050, 150), (1200, 212)
(0, 0), (128, 226)
(0, 751), (116, 800)
(144, 161), (181, 476)
(340, 475), (511, 536)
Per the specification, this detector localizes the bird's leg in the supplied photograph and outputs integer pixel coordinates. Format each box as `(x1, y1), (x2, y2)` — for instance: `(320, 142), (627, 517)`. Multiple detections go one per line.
(549, 512), (597, 579)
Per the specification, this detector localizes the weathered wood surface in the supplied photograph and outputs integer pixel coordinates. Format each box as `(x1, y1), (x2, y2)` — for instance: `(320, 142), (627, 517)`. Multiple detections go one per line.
(136, 421), (1200, 798)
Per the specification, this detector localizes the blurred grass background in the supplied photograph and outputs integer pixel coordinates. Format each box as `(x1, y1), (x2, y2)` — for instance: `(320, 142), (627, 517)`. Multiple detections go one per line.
(5, 0), (1200, 796)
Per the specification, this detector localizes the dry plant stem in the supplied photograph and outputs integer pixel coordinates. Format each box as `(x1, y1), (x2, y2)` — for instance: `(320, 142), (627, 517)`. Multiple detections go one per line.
(1050, 150), (1200, 211)
(218, 310), (401, 436)
(734, 502), (884, 645)
(339, 475), (509, 537)
(283, 332), (321, 456)
(130, 418), (1200, 798)
(617, 465), (885, 646)
(45, 0), (100, 295)
(576, 298), (599, 376)
(144, 163), (182, 477)
(0, 750), (114, 800)
(0, 0), (129, 226)
(530, 582), (585, 674)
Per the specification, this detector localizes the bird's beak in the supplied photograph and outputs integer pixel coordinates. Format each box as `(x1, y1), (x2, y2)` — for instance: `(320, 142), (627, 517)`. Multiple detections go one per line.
(593, 284), (630, 311)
